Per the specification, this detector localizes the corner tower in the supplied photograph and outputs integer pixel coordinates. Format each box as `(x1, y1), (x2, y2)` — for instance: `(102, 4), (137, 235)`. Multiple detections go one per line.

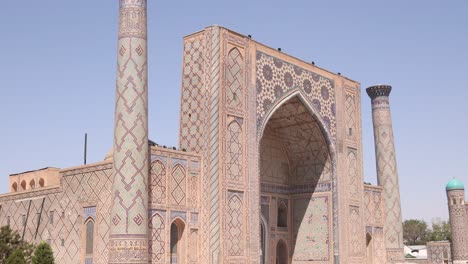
(366, 85), (404, 262)
(446, 178), (468, 264)
(108, 0), (149, 263)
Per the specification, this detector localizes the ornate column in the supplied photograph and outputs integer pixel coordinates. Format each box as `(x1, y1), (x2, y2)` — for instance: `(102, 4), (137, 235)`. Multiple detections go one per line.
(446, 179), (468, 264)
(366, 85), (404, 262)
(109, 0), (148, 263)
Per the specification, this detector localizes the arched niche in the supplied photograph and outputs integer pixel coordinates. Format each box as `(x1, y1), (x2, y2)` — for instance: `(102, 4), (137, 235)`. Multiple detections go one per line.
(170, 218), (186, 264)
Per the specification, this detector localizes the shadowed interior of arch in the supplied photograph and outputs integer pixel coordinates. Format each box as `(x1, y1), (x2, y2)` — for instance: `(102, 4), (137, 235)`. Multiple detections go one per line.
(259, 95), (332, 263)
(170, 218), (185, 264)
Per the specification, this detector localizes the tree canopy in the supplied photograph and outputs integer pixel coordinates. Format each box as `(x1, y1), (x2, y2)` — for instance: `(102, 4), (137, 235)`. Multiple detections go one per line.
(0, 226), (34, 263)
(403, 219), (452, 245)
(5, 249), (26, 264)
(403, 219), (428, 245)
(32, 242), (54, 264)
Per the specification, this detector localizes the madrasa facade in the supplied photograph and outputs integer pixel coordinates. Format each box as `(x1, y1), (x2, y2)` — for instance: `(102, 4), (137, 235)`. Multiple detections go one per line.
(0, 1), (407, 264)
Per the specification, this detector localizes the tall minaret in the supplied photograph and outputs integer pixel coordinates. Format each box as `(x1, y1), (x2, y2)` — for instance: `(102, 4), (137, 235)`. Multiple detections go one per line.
(446, 178), (468, 264)
(108, 0), (149, 263)
(366, 85), (404, 262)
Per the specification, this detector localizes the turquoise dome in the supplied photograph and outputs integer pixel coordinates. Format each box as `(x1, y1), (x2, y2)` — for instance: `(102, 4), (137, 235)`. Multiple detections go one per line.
(446, 178), (464, 190)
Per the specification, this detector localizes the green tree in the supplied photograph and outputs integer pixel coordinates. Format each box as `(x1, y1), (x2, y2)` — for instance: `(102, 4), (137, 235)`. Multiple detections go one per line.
(0, 226), (34, 263)
(32, 242), (54, 264)
(427, 221), (451, 242)
(403, 219), (428, 245)
(5, 249), (26, 264)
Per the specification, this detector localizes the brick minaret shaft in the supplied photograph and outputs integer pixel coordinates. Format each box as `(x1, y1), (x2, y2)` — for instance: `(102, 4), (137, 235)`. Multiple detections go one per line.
(366, 85), (404, 262)
(447, 188), (468, 263)
(109, 0), (149, 263)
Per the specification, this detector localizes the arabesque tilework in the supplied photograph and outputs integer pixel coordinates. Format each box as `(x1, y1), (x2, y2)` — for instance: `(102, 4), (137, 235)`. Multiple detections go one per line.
(256, 52), (336, 139)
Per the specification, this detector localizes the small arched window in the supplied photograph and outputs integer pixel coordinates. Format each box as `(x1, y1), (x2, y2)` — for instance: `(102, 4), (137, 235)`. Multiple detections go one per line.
(453, 198), (457, 205)
(39, 178), (45, 187)
(30, 180), (35, 189)
(12, 182), (18, 192)
(85, 219), (95, 255)
(21, 180), (26, 191)
(277, 201), (287, 228)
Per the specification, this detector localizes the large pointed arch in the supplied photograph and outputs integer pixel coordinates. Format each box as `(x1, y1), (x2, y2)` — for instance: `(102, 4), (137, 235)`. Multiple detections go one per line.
(257, 89), (339, 261)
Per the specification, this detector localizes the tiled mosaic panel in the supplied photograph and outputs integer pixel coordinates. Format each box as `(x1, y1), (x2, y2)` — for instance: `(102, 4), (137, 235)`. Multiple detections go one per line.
(149, 212), (165, 263)
(226, 121), (243, 182)
(256, 52), (336, 139)
(293, 196), (330, 261)
(373, 228), (387, 264)
(225, 48), (244, 109)
(364, 187), (384, 228)
(179, 35), (207, 153)
(347, 150), (359, 200)
(427, 242), (451, 263)
(170, 164), (186, 206)
(349, 206), (363, 257)
(150, 160), (166, 204)
(226, 192), (244, 256)
(0, 165), (113, 264)
(345, 93), (357, 142)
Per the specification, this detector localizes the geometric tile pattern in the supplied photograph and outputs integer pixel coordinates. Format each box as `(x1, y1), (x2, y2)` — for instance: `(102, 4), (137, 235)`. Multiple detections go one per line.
(226, 121), (243, 182)
(373, 228), (387, 264)
(292, 196), (330, 261)
(347, 150), (359, 200)
(0, 147), (203, 264)
(427, 241), (451, 264)
(179, 35), (207, 153)
(109, 0), (149, 262)
(447, 189), (468, 261)
(256, 52), (336, 139)
(363, 186), (386, 263)
(373, 192), (383, 226)
(189, 175), (198, 207)
(170, 165), (186, 206)
(0, 164), (112, 264)
(345, 93), (357, 142)
(349, 206), (363, 257)
(364, 188), (385, 228)
(227, 192), (243, 256)
(150, 160), (166, 204)
(225, 48), (243, 109)
(367, 86), (404, 258)
(207, 26), (221, 262)
(149, 213), (165, 263)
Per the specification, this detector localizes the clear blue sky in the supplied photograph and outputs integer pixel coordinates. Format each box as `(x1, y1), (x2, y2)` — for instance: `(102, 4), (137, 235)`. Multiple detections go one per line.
(1, 0), (467, 223)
